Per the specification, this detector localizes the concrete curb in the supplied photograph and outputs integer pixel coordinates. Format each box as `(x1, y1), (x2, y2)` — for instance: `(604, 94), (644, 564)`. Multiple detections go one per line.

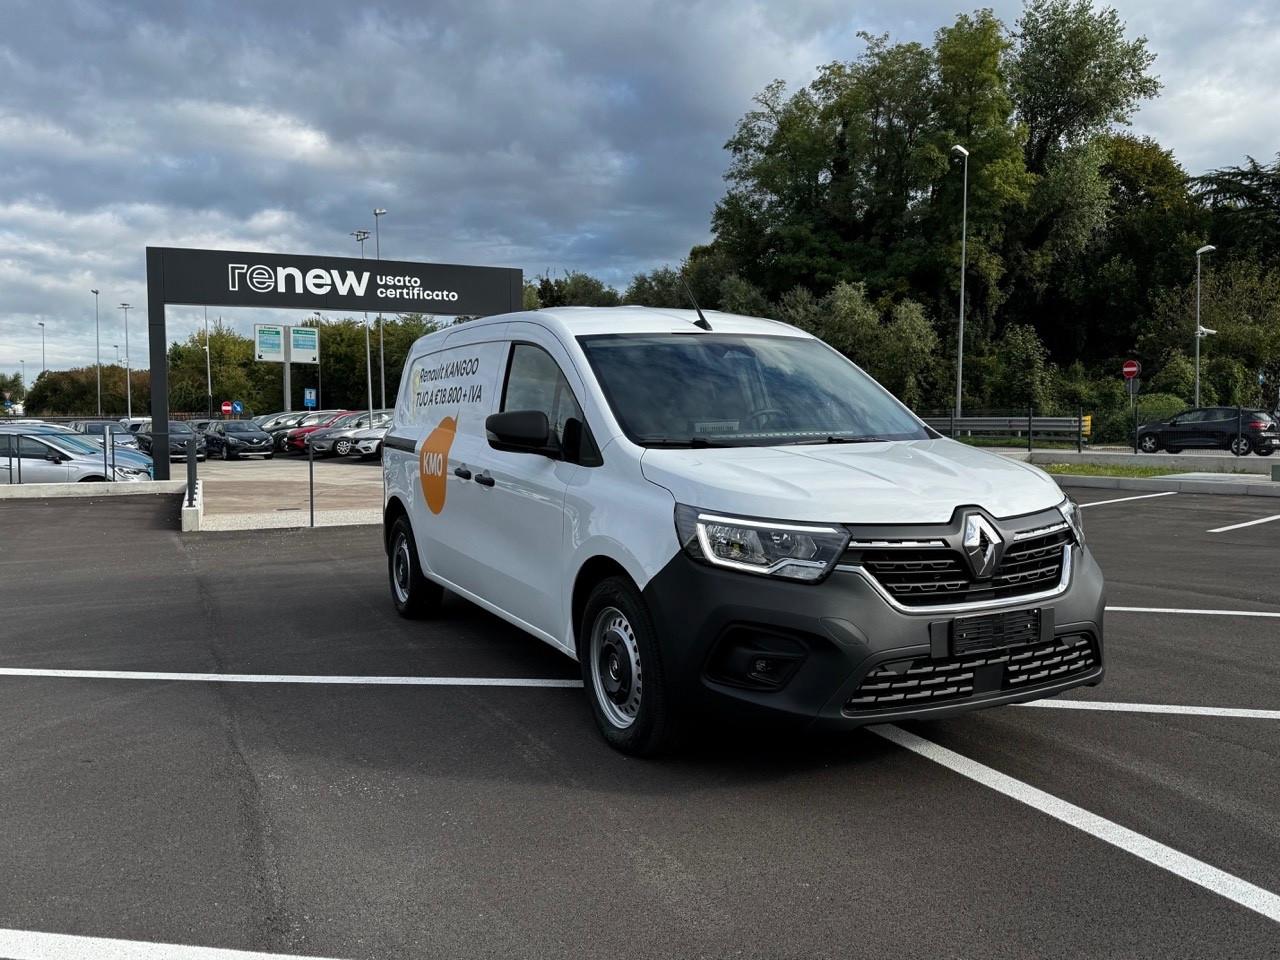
(180, 479), (203, 532)
(1028, 450), (1271, 475)
(1054, 474), (1280, 497)
(0, 479), (186, 500)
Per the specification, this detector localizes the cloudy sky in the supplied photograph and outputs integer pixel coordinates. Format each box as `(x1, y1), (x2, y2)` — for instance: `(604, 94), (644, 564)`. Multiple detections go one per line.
(1, 0), (1277, 375)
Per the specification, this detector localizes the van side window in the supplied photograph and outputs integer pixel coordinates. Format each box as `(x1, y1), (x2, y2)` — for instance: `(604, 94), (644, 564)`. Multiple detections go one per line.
(501, 343), (602, 466)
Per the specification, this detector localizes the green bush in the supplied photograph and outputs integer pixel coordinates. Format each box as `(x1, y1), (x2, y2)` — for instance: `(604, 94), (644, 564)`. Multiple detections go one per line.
(1093, 392), (1187, 444)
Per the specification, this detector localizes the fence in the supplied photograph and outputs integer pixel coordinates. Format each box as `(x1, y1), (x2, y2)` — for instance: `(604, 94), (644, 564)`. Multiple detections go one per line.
(920, 409), (1088, 452)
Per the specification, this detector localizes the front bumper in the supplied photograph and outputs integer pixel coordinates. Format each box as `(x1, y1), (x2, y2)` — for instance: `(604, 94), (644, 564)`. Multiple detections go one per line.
(640, 546), (1105, 729)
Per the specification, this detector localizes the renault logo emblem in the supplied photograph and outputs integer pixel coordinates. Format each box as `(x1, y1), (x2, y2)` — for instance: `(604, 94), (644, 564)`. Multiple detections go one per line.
(961, 513), (1002, 579)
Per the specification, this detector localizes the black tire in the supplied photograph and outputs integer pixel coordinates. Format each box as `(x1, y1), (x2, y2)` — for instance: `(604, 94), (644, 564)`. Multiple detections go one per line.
(1138, 434), (1160, 454)
(1230, 435), (1252, 456)
(388, 515), (443, 619)
(1257, 447), (1274, 457)
(579, 576), (676, 757)
(1165, 445), (1181, 454)
(264, 453), (274, 460)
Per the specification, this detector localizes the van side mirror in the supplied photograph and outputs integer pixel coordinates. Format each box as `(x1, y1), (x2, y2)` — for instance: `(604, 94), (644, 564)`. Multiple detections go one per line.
(486, 410), (557, 456)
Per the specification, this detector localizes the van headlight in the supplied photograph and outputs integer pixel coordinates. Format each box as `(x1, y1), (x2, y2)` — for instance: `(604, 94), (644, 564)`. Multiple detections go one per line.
(1058, 497), (1085, 545)
(675, 505), (850, 582)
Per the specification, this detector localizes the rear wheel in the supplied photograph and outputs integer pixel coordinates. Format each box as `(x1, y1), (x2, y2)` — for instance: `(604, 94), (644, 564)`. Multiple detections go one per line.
(580, 576), (676, 756)
(388, 515), (443, 619)
(1257, 447), (1274, 457)
(335, 438), (353, 456)
(1230, 435), (1253, 456)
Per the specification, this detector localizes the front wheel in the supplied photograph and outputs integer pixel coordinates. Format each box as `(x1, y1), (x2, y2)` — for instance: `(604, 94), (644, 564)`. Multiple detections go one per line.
(1230, 436), (1253, 456)
(335, 439), (353, 456)
(580, 576), (676, 756)
(1138, 434), (1160, 453)
(388, 516), (443, 619)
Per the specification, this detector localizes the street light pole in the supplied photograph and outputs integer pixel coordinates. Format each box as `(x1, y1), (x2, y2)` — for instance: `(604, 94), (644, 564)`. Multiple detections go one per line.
(374, 207), (387, 409)
(92, 289), (102, 416)
(19, 360), (25, 396)
(312, 311), (324, 408)
(951, 144), (969, 419)
(351, 229), (374, 422)
(204, 306), (213, 418)
(1195, 244), (1216, 408)
(37, 322), (45, 375)
(119, 303), (132, 420)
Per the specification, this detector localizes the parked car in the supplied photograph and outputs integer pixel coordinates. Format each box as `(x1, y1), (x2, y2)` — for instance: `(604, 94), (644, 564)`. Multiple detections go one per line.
(204, 420), (275, 460)
(74, 420), (139, 448)
(257, 411), (305, 431)
(189, 419), (216, 434)
(0, 425), (153, 483)
(269, 410), (340, 451)
(135, 420), (207, 460)
(284, 410), (358, 453)
(118, 417), (149, 434)
(1137, 407), (1279, 456)
(351, 424), (390, 459)
(308, 410), (391, 456)
(383, 306), (1101, 756)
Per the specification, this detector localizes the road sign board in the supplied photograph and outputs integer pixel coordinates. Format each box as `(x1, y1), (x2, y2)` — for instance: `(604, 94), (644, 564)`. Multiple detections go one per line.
(254, 324), (285, 362)
(221, 400), (233, 415)
(290, 326), (319, 364)
(1125, 376), (1140, 397)
(231, 400), (244, 415)
(303, 388), (317, 409)
(1123, 359), (1141, 379)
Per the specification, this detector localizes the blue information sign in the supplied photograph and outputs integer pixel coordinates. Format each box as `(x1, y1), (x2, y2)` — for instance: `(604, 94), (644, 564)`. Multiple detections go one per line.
(231, 400), (244, 415)
(303, 388), (317, 409)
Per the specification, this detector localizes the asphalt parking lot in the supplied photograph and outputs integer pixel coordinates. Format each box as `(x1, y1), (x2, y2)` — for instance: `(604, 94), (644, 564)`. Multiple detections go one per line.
(1, 487), (1278, 958)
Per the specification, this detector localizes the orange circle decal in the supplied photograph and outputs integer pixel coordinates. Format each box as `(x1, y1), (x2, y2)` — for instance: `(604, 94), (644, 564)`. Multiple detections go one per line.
(419, 415), (457, 514)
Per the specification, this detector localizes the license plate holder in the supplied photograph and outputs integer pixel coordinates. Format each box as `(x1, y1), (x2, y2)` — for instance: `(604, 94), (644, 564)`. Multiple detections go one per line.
(948, 608), (1048, 656)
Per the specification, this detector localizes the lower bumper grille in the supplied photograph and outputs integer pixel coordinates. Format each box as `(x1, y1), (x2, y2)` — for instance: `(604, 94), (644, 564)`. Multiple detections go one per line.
(845, 633), (1098, 713)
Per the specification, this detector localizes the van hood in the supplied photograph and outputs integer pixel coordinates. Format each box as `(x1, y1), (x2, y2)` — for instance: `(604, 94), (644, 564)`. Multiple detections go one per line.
(639, 439), (1063, 525)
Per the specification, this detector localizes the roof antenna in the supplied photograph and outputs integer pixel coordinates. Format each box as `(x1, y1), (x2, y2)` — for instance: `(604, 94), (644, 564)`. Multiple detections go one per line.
(680, 276), (712, 330)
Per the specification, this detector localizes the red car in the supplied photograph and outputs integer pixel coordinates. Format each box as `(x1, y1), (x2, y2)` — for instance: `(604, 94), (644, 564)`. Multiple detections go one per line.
(284, 410), (359, 453)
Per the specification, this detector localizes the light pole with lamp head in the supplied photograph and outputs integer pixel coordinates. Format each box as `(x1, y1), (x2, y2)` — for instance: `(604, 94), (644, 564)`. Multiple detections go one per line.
(1195, 244), (1216, 407)
(351, 229), (375, 422)
(204, 306), (213, 418)
(951, 144), (969, 419)
(373, 207), (387, 409)
(92, 289), (101, 415)
(119, 303), (132, 420)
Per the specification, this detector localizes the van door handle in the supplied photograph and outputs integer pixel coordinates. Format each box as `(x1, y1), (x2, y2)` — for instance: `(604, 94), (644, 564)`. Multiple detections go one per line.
(453, 466), (472, 480)
(474, 473), (495, 487)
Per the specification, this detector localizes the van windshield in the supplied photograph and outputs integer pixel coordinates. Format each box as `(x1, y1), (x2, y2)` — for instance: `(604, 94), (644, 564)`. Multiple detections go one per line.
(577, 333), (930, 447)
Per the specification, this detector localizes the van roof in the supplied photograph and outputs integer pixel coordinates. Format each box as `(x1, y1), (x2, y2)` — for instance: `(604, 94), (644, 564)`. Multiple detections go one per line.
(413, 306), (809, 353)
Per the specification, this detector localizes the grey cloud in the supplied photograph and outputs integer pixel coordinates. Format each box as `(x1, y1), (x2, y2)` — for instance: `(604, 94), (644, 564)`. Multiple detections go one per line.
(1, 0), (1276, 370)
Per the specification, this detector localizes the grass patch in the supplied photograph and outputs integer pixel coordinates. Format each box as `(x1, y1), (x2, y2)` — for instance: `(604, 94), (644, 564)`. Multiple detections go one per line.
(952, 437), (1083, 449)
(1039, 463), (1194, 478)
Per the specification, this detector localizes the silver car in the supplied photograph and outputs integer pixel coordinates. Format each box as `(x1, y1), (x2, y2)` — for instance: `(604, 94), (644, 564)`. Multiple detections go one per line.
(0, 427), (152, 483)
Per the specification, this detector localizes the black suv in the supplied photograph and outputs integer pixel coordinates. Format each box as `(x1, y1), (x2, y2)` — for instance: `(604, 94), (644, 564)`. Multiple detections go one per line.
(1137, 407), (1278, 456)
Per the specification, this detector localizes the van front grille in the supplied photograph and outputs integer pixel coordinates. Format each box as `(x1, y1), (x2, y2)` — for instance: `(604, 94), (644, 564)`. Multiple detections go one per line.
(844, 633), (1098, 713)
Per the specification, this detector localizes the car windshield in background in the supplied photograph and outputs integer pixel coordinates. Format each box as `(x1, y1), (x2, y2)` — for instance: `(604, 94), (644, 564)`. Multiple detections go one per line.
(169, 422), (193, 434)
(577, 333), (930, 447)
(225, 422), (259, 433)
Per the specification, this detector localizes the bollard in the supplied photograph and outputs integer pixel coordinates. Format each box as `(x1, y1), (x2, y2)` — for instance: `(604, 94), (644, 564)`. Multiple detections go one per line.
(1236, 406), (1243, 457)
(186, 437), (198, 507)
(308, 437), (315, 528)
(104, 430), (111, 481)
(1076, 407), (1083, 454)
(15, 434), (21, 484)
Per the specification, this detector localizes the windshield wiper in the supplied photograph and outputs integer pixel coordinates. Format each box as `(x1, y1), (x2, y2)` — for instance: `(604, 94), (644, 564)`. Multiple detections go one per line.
(638, 436), (734, 448)
(781, 435), (888, 445)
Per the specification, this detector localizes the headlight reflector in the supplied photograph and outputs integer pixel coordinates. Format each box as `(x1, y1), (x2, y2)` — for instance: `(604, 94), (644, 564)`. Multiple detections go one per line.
(1058, 497), (1085, 545)
(675, 505), (849, 582)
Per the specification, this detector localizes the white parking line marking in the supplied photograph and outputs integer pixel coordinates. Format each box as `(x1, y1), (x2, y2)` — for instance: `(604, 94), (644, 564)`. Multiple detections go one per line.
(1077, 491), (1178, 508)
(0, 668), (583, 687)
(871, 724), (1280, 924)
(1208, 513), (1280, 534)
(0, 927), (345, 960)
(1106, 606), (1280, 619)
(1019, 700), (1280, 721)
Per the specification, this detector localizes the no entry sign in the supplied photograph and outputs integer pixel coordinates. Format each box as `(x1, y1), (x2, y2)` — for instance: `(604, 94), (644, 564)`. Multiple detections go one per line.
(1123, 359), (1141, 380)
(221, 400), (233, 416)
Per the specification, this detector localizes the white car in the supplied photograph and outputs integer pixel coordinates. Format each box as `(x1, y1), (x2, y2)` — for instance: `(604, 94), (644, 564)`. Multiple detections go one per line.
(383, 307), (1103, 755)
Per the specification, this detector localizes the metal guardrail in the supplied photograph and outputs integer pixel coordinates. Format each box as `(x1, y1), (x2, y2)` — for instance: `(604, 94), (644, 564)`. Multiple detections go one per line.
(922, 410), (1087, 452)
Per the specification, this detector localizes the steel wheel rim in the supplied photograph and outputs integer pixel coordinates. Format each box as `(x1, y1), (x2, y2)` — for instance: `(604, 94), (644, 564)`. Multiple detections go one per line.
(392, 535), (412, 604)
(589, 606), (642, 729)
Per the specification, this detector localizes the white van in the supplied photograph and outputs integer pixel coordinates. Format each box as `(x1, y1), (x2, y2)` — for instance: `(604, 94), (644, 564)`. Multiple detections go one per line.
(384, 307), (1103, 754)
